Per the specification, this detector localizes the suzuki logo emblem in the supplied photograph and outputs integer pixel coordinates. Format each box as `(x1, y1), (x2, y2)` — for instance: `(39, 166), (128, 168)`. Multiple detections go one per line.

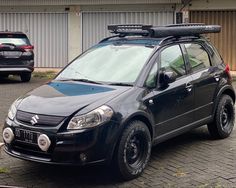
(30, 115), (39, 125)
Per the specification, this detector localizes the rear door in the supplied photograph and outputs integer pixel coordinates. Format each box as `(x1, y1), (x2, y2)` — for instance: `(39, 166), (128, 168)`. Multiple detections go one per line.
(183, 42), (222, 121)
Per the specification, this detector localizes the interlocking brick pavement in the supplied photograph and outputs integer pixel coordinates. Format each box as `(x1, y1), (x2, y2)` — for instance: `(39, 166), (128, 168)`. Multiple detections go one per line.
(0, 76), (236, 188)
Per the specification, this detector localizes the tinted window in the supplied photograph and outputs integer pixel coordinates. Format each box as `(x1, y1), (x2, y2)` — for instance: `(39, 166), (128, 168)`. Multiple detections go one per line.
(160, 45), (186, 79)
(0, 34), (30, 46)
(145, 63), (157, 88)
(0, 38), (29, 46)
(185, 43), (211, 72)
(205, 41), (222, 65)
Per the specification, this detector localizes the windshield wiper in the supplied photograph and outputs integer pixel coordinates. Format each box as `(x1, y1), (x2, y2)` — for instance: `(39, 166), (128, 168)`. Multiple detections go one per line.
(58, 78), (104, 85)
(109, 82), (133, 87)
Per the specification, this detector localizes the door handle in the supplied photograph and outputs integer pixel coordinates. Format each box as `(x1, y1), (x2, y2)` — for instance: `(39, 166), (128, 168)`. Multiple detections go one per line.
(185, 83), (193, 92)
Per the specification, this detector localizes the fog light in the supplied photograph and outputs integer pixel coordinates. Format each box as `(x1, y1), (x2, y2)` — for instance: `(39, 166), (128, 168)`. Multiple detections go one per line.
(3, 128), (14, 144)
(37, 134), (51, 152)
(80, 153), (87, 162)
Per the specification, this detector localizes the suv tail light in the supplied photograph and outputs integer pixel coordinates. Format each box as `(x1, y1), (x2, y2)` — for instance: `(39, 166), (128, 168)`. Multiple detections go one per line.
(20, 45), (34, 52)
(225, 64), (232, 80)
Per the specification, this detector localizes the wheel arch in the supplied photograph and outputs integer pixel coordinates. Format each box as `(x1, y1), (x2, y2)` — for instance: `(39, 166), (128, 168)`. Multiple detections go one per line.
(121, 113), (154, 140)
(108, 112), (154, 163)
(213, 85), (235, 116)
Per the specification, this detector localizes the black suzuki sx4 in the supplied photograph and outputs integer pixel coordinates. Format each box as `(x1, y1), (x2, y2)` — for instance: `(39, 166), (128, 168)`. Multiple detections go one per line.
(2, 24), (235, 180)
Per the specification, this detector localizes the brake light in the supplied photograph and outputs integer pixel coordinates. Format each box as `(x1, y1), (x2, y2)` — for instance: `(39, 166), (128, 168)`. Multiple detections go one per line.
(225, 64), (232, 79)
(225, 64), (230, 73)
(20, 45), (34, 52)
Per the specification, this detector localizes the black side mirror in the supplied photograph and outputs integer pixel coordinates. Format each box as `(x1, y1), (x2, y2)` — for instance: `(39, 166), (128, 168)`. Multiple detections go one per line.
(158, 70), (176, 88)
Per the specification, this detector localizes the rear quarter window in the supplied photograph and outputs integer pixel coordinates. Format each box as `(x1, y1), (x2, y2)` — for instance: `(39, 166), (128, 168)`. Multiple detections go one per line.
(184, 43), (211, 72)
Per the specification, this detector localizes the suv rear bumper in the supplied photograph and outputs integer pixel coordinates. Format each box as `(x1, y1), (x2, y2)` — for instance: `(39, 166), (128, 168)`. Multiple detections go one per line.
(0, 65), (34, 74)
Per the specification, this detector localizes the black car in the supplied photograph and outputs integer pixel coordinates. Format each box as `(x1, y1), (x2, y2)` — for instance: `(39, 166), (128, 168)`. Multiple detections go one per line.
(0, 32), (34, 82)
(2, 24), (235, 180)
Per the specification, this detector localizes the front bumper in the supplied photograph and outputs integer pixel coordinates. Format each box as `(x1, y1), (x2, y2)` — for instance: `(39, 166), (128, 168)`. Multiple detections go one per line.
(3, 118), (119, 165)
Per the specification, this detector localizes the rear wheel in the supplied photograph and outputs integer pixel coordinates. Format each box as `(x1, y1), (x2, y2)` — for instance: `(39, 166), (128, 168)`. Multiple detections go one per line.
(114, 120), (151, 180)
(20, 72), (31, 82)
(208, 95), (235, 139)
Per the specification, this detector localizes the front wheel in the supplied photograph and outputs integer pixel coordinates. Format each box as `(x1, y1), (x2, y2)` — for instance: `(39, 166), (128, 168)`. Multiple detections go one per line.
(115, 120), (151, 180)
(208, 95), (235, 139)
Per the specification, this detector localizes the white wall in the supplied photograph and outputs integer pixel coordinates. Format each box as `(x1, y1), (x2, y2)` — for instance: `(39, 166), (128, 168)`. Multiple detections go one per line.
(187, 0), (236, 10)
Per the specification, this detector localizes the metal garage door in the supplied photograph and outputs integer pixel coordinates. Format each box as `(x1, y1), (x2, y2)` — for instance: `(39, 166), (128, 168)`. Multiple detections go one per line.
(82, 11), (174, 51)
(0, 13), (68, 67)
(190, 11), (236, 70)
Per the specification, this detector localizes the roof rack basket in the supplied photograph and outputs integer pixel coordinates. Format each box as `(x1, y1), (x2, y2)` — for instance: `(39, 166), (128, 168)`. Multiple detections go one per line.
(107, 23), (221, 38)
(108, 24), (153, 36)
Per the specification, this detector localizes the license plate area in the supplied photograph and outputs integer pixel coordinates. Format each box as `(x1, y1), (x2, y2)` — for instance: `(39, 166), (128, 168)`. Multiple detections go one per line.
(15, 128), (40, 144)
(3, 51), (22, 58)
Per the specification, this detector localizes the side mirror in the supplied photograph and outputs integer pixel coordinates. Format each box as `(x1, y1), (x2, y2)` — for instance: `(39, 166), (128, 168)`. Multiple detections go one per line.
(158, 70), (176, 88)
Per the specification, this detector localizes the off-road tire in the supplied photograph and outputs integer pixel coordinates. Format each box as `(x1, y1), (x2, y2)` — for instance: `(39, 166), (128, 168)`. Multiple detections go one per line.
(208, 95), (235, 139)
(115, 120), (151, 180)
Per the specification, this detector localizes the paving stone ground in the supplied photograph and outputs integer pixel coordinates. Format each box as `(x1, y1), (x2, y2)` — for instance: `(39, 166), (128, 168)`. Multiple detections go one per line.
(0, 76), (236, 188)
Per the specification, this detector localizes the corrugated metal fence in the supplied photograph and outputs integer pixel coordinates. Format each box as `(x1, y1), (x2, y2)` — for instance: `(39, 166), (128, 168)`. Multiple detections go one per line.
(0, 13), (68, 67)
(190, 11), (236, 70)
(82, 11), (174, 51)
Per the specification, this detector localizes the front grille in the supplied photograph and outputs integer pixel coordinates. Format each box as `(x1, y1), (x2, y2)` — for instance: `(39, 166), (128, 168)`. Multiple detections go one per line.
(16, 110), (65, 127)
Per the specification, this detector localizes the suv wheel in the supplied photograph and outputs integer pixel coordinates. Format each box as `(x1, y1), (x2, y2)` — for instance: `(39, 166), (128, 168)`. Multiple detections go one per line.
(115, 120), (151, 180)
(20, 72), (31, 82)
(208, 95), (235, 139)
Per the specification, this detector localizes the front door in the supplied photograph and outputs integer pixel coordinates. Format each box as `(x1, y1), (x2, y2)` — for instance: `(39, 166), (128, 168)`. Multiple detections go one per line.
(145, 45), (194, 138)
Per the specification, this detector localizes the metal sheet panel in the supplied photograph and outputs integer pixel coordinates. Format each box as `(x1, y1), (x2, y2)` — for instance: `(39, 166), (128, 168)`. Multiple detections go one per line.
(82, 11), (174, 51)
(190, 11), (236, 70)
(0, 0), (181, 6)
(0, 13), (68, 67)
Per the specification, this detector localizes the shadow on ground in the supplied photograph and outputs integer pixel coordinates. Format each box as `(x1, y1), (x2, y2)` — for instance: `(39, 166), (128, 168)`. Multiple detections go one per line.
(8, 127), (212, 188)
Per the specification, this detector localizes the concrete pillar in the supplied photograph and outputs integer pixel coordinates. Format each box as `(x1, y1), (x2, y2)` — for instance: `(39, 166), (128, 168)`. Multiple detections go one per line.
(68, 6), (82, 62)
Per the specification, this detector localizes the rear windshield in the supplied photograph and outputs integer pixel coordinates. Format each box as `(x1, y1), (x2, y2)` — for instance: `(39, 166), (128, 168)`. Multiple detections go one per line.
(0, 34), (30, 46)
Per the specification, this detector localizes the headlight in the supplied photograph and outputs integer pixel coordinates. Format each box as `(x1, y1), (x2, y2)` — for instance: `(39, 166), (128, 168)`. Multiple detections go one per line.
(67, 105), (113, 130)
(8, 99), (21, 120)
(8, 103), (17, 120)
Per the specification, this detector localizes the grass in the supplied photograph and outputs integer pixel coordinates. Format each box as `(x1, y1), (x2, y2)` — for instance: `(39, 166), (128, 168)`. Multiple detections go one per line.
(0, 167), (8, 174)
(32, 71), (57, 79)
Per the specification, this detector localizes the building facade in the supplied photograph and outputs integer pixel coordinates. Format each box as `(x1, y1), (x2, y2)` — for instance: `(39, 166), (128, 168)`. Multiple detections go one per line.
(0, 0), (235, 70)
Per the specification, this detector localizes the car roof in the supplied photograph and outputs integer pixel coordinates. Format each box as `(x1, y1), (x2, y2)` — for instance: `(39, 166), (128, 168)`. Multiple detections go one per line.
(0, 31), (28, 38)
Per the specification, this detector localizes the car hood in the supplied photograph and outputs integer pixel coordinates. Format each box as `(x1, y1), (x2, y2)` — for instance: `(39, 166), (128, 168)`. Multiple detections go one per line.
(17, 81), (131, 116)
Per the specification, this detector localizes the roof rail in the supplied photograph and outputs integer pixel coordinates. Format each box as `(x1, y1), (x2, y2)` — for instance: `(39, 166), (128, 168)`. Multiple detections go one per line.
(107, 23), (221, 39)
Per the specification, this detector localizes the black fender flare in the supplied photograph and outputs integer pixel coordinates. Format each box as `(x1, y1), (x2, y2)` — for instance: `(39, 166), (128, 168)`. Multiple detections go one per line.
(107, 111), (155, 163)
(213, 85), (235, 117)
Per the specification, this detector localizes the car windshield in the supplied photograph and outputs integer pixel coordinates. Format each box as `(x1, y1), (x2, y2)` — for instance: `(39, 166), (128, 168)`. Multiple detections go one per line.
(56, 43), (154, 84)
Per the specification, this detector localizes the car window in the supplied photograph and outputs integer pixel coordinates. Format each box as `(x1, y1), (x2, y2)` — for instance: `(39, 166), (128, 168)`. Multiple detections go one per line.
(0, 38), (29, 46)
(160, 45), (186, 79)
(185, 43), (211, 72)
(204, 41), (222, 65)
(145, 63), (158, 88)
(56, 43), (154, 84)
